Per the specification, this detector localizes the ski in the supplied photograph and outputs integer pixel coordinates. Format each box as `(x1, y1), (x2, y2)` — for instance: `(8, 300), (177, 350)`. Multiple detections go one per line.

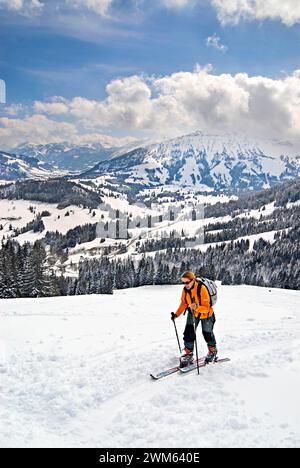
(179, 357), (231, 374)
(150, 365), (180, 380)
(150, 356), (206, 380)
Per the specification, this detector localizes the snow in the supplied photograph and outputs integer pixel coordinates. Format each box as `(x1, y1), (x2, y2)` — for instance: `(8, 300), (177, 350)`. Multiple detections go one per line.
(236, 202), (276, 220)
(0, 199), (109, 243)
(122, 132), (300, 190)
(178, 155), (202, 187)
(287, 200), (300, 208)
(140, 185), (218, 198)
(0, 285), (299, 448)
(239, 230), (285, 251)
(195, 229), (286, 253)
(0, 151), (64, 179)
(0, 193), (240, 268)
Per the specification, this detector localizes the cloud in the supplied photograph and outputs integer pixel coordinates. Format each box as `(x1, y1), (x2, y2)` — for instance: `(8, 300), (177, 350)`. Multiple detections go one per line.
(1, 0), (300, 27)
(3, 68), (300, 147)
(206, 34), (228, 52)
(162, 0), (191, 9)
(0, 0), (43, 14)
(33, 100), (69, 115)
(0, 114), (77, 147)
(66, 0), (113, 17)
(3, 104), (24, 116)
(0, 113), (135, 148)
(161, 0), (300, 26)
(211, 0), (300, 26)
(53, 69), (300, 141)
(0, 0), (115, 19)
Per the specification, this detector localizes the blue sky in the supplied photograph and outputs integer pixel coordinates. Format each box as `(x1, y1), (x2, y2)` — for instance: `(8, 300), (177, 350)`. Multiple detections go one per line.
(1, 0), (300, 103)
(1, 0), (300, 148)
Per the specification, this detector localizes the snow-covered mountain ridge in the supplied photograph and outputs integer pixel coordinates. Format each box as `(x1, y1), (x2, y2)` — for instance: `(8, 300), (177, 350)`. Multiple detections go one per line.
(13, 139), (143, 173)
(83, 132), (300, 192)
(13, 143), (115, 173)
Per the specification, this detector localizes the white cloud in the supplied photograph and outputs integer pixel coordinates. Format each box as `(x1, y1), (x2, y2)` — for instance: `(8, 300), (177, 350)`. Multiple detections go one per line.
(161, 0), (300, 26)
(0, 115), (78, 148)
(206, 34), (228, 52)
(66, 0), (113, 17)
(3, 104), (24, 116)
(162, 0), (191, 9)
(0, 0), (43, 14)
(211, 0), (300, 26)
(0, 113), (135, 148)
(1, 0), (300, 26)
(64, 0), (300, 26)
(33, 100), (69, 115)
(0, 0), (115, 17)
(63, 69), (300, 142)
(3, 68), (300, 147)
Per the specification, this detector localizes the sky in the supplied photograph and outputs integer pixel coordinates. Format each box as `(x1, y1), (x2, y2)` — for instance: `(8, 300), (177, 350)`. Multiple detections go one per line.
(1, 0), (300, 149)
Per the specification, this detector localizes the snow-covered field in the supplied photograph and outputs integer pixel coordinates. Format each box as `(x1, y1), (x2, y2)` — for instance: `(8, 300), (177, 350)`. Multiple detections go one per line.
(0, 199), (112, 243)
(0, 285), (299, 448)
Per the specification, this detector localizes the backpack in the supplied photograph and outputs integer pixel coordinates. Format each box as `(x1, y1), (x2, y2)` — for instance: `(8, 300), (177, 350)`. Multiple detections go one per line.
(184, 277), (218, 308)
(196, 277), (218, 307)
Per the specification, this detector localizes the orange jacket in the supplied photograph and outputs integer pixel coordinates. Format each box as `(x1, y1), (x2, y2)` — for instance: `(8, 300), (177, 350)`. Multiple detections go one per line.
(175, 280), (214, 320)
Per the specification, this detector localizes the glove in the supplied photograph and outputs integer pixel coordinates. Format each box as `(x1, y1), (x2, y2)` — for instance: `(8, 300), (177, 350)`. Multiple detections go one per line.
(171, 312), (177, 321)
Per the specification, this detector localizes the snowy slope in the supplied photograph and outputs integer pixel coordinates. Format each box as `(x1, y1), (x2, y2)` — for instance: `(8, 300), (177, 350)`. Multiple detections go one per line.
(82, 132), (300, 192)
(0, 151), (63, 181)
(0, 199), (109, 244)
(1, 285), (299, 448)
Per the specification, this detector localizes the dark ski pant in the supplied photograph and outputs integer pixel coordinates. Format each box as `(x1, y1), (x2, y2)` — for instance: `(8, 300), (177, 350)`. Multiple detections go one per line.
(183, 311), (217, 351)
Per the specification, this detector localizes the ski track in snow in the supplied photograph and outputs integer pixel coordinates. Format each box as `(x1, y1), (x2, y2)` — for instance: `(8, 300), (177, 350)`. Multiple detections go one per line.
(0, 285), (299, 448)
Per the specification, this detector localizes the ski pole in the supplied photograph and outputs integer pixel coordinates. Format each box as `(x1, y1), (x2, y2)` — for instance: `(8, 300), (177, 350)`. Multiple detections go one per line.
(172, 316), (182, 354)
(191, 303), (200, 375)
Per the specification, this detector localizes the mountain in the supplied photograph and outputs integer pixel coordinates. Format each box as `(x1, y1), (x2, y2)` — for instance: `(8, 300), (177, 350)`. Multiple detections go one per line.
(81, 132), (300, 192)
(14, 139), (144, 174)
(0, 151), (63, 181)
(14, 142), (116, 173)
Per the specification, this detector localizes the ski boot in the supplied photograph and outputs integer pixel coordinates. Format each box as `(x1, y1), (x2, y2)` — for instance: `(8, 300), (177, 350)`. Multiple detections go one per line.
(205, 346), (218, 364)
(180, 348), (194, 368)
